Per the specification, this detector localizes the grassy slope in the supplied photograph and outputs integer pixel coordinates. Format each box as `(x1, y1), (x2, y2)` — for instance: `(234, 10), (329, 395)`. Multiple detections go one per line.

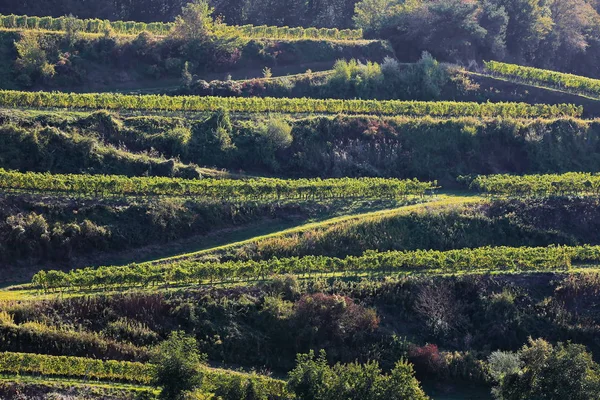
(0, 197), (430, 287)
(0, 194), (471, 296)
(143, 193), (483, 265)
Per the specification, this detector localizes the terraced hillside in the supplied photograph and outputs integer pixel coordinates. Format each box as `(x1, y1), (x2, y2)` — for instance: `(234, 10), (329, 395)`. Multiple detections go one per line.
(3, 2), (600, 400)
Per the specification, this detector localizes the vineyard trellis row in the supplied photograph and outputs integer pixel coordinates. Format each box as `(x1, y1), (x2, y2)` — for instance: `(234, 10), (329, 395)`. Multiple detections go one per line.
(485, 60), (600, 98)
(467, 173), (600, 197)
(31, 245), (593, 290)
(0, 169), (436, 199)
(0, 13), (363, 40)
(0, 90), (583, 118)
(0, 351), (289, 397)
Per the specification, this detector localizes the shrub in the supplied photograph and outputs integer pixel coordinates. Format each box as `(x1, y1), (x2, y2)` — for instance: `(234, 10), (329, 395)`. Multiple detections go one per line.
(287, 350), (429, 400)
(259, 117), (293, 150)
(151, 331), (207, 400)
(491, 338), (600, 400)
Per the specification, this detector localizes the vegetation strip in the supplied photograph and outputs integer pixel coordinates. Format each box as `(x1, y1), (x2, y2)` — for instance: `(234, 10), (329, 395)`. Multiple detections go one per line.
(485, 60), (600, 98)
(0, 90), (582, 117)
(0, 13), (363, 40)
(0, 169), (435, 199)
(0, 351), (288, 395)
(467, 172), (600, 196)
(31, 245), (592, 290)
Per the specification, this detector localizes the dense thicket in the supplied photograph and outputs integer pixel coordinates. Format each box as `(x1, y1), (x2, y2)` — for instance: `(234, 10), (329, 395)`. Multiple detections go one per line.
(0, 30), (391, 90)
(0, 194), (338, 265)
(489, 339), (600, 400)
(0, 123), (202, 178)
(5, 272), (600, 381)
(6, 111), (600, 184)
(0, 0), (361, 30)
(356, 0), (600, 78)
(213, 197), (600, 260)
(4, 0), (600, 78)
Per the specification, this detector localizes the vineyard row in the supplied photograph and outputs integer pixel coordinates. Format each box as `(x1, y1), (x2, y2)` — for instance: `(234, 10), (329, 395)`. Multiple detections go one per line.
(0, 169), (435, 199)
(32, 245), (593, 290)
(467, 172), (600, 197)
(0, 351), (288, 396)
(0, 90), (583, 118)
(0, 13), (363, 40)
(485, 60), (600, 98)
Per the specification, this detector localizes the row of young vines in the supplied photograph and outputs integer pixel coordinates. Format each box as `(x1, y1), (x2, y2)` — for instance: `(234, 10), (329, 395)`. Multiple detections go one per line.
(0, 352), (152, 384)
(31, 245), (591, 290)
(485, 60), (600, 98)
(0, 90), (583, 117)
(0, 169), (435, 199)
(466, 173), (600, 197)
(0, 13), (363, 40)
(0, 351), (288, 396)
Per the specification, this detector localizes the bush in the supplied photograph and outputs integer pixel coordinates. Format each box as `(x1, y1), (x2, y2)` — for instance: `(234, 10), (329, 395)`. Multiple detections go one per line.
(288, 350), (429, 400)
(151, 331), (207, 400)
(400, 52), (448, 100)
(259, 117), (293, 150)
(14, 32), (52, 87)
(491, 338), (600, 400)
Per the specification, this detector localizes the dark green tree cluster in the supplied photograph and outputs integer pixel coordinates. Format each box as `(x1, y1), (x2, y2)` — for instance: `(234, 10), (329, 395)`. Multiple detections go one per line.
(489, 338), (600, 400)
(288, 350), (429, 400)
(0, 0), (360, 29)
(355, 0), (600, 78)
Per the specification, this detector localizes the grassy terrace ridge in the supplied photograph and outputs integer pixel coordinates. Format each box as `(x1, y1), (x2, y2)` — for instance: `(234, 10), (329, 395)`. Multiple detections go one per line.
(484, 60), (600, 99)
(0, 90), (583, 118)
(96, 194), (482, 266)
(0, 13), (363, 40)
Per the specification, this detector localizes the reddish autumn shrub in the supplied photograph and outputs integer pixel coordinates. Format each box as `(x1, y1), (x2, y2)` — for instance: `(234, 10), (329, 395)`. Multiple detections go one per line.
(408, 343), (446, 376)
(293, 293), (379, 345)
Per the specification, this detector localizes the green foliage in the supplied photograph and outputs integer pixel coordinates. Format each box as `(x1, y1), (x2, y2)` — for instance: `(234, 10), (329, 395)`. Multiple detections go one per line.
(0, 351), (152, 384)
(400, 52), (448, 99)
(13, 31), (54, 86)
(253, 116), (294, 170)
(170, 0), (214, 41)
(0, 90), (582, 118)
(288, 350), (429, 400)
(260, 117), (293, 150)
(467, 172), (600, 197)
(486, 60), (600, 98)
(0, 350), (289, 398)
(487, 351), (522, 382)
(64, 14), (83, 47)
(326, 59), (383, 98)
(0, 168), (435, 199)
(353, 0), (397, 33)
(0, 13), (362, 40)
(491, 338), (600, 400)
(31, 245), (594, 290)
(0, 122), (200, 178)
(151, 331), (206, 400)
